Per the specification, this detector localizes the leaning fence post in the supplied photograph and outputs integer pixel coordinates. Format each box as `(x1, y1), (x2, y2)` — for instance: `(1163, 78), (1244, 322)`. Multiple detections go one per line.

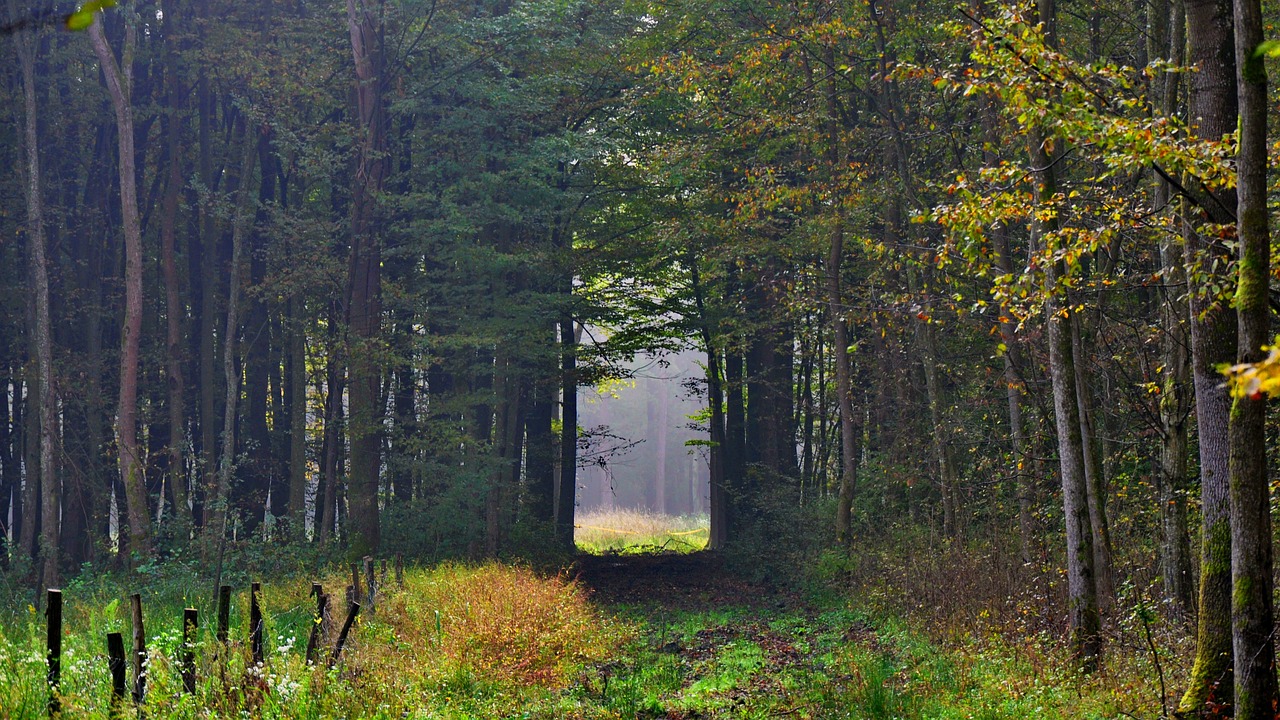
(129, 593), (146, 704)
(107, 632), (126, 710)
(45, 589), (61, 716)
(328, 601), (361, 668)
(181, 608), (198, 694)
(395, 554), (403, 588)
(250, 582), (264, 665)
(216, 585), (231, 644)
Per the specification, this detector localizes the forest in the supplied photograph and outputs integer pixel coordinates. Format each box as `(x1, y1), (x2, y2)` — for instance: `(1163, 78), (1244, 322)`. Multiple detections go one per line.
(0, 0), (1278, 717)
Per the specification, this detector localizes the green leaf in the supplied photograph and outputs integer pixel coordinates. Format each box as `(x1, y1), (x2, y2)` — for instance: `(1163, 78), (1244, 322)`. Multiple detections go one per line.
(1254, 39), (1280, 58)
(63, 11), (94, 31)
(63, 0), (117, 31)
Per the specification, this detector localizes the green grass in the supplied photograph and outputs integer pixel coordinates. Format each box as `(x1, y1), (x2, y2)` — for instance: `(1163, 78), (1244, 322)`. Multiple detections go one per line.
(574, 510), (709, 554)
(0, 560), (1167, 718)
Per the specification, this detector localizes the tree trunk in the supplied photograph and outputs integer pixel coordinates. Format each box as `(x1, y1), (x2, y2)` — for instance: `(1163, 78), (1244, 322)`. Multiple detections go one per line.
(160, 10), (190, 530)
(1178, 0), (1238, 710)
(691, 259), (728, 549)
(1228, 0), (1276, 714)
(556, 314), (578, 548)
(1072, 320), (1116, 610)
(13, 4), (59, 587)
(1035, 0), (1100, 672)
(345, 0), (389, 557)
(1151, 0), (1194, 623)
(286, 297), (308, 534)
(89, 10), (151, 559)
(206, 128), (257, 552)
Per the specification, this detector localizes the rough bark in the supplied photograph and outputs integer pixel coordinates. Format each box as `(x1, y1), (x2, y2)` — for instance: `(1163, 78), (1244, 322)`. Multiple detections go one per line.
(1151, 0), (1195, 622)
(89, 10), (151, 559)
(1228, 0), (1276, 715)
(1072, 320), (1116, 610)
(1035, 0), (1100, 671)
(1178, 0), (1238, 710)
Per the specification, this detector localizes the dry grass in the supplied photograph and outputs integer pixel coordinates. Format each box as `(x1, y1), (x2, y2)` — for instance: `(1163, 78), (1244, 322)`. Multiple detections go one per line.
(367, 562), (620, 688)
(575, 510), (709, 554)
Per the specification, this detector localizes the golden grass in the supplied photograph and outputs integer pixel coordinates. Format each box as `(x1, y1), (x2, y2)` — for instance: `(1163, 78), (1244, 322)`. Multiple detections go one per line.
(348, 562), (621, 691)
(574, 509), (709, 553)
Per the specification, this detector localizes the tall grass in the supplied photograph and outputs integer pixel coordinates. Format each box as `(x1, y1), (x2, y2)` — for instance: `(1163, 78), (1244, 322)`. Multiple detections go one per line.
(575, 510), (709, 554)
(0, 563), (624, 718)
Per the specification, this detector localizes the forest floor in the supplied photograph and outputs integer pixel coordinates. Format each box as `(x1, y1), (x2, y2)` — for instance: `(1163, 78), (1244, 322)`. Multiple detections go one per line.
(0, 549), (1169, 719)
(569, 551), (1154, 719)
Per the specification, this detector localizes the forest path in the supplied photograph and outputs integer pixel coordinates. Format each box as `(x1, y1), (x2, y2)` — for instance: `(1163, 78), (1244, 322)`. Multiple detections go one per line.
(574, 550), (790, 609)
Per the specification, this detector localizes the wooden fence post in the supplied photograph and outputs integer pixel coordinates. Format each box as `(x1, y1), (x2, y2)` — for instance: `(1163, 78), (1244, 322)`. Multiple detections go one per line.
(216, 585), (231, 644)
(107, 633), (126, 711)
(380, 559), (388, 588)
(304, 585), (327, 666)
(45, 589), (61, 716)
(181, 608), (198, 694)
(395, 554), (403, 587)
(363, 556), (376, 613)
(129, 593), (145, 704)
(328, 601), (361, 668)
(250, 582), (264, 665)
(350, 563), (362, 605)
(320, 591), (333, 643)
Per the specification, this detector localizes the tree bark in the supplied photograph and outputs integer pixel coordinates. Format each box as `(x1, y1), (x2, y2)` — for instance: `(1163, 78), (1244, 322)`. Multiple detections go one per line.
(89, 9), (151, 559)
(1228, 0), (1276, 715)
(1034, 0), (1100, 672)
(556, 314), (578, 548)
(1178, 0), (1238, 710)
(13, 2), (59, 586)
(1150, 0), (1195, 623)
(160, 7), (190, 530)
(345, 0), (389, 556)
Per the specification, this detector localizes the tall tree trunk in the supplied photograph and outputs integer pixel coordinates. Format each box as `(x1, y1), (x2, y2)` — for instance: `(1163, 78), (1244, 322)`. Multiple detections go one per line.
(206, 129), (257, 554)
(286, 298), (308, 534)
(825, 48), (857, 546)
(1035, 0), (1100, 672)
(1072, 320), (1116, 610)
(655, 386), (668, 515)
(556, 314), (578, 548)
(1178, 0), (1238, 710)
(1151, 0), (1195, 622)
(160, 8), (190, 531)
(89, 10), (150, 559)
(1228, 0), (1275, 715)
(13, 4), (59, 587)
(691, 259), (728, 549)
(345, 0), (389, 556)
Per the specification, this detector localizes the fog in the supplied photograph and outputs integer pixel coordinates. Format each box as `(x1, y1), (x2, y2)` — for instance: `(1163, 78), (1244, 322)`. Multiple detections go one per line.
(577, 350), (710, 516)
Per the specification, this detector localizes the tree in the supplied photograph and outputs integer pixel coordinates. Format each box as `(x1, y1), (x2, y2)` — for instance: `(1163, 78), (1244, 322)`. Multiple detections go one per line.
(89, 4), (150, 560)
(1226, 0), (1276, 714)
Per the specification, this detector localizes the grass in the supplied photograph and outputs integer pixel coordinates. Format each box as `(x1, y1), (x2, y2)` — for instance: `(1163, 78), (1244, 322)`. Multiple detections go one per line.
(0, 550), (1177, 718)
(575, 510), (709, 554)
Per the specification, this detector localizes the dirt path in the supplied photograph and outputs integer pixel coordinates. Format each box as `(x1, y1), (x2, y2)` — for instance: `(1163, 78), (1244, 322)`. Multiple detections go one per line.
(573, 551), (767, 608)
